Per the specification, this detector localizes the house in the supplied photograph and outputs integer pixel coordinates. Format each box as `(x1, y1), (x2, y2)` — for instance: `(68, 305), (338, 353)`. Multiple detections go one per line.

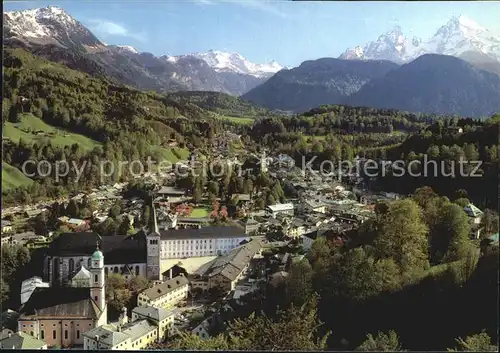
(266, 203), (294, 219)
(1, 220), (13, 234)
(18, 247), (108, 348)
(156, 186), (185, 202)
(302, 200), (327, 214)
(24, 209), (47, 218)
(231, 194), (251, 205)
(131, 306), (176, 340)
(137, 275), (189, 309)
(464, 204), (484, 225)
(7, 232), (46, 246)
(175, 217), (210, 229)
(67, 218), (87, 230)
(190, 240), (261, 293)
(0, 331), (47, 350)
(242, 218), (260, 234)
(157, 212), (177, 230)
(161, 265), (188, 281)
(285, 219), (307, 238)
(83, 317), (158, 350)
(301, 231), (318, 251)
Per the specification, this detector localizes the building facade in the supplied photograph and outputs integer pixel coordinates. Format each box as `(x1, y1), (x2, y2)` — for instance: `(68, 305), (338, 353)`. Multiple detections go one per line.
(157, 226), (250, 261)
(137, 275), (189, 309)
(18, 248), (107, 348)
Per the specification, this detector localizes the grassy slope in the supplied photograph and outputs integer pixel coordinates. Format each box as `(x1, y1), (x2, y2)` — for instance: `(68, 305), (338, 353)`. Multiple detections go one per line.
(2, 162), (34, 191)
(4, 113), (100, 152)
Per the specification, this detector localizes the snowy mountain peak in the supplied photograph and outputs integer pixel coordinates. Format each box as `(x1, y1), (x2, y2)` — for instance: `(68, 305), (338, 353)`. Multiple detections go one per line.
(111, 45), (139, 54)
(4, 5), (102, 47)
(340, 15), (500, 64)
(185, 50), (284, 78)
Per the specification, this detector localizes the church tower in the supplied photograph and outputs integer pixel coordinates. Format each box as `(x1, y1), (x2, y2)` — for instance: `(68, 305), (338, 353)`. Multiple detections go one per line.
(146, 202), (161, 281)
(90, 244), (107, 324)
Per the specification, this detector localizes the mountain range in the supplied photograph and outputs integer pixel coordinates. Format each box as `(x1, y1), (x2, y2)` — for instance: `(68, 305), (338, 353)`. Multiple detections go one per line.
(3, 6), (500, 117)
(339, 15), (500, 65)
(3, 6), (283, 95)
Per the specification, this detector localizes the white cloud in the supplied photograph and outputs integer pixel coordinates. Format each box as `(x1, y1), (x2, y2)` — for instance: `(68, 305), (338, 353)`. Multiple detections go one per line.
(87, 19), (147, 42)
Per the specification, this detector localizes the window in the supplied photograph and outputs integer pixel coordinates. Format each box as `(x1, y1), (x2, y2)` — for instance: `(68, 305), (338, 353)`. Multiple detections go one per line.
(69, 258), (75, 273)
(95, 296), (98, 301)
(30, 331), (33, 336)
(77, 330), (80, 339)
(53, 330), (56, 339)
(64, 330), (68, 339)
(94, 274), (98, 283)
(136, 265), (140, 276)
(41, 330), (44, 339)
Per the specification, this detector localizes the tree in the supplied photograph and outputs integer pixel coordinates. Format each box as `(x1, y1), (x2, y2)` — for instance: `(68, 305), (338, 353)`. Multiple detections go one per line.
(193, 185), (203, 204)
(374, 199), (429, 280)
(66, 199), (80, 218)
(142, 205), (151, 227)
(118, 217), (132, 235)
(285, 259), (313, 307)
(33, 211), (49, 236)
(105, 273), (132, 314)
(169, 295), (329, 350)
(357, 330), (405, 351)
(207, 181), (219, 196)
(127, 275), (148, 293)
(109, 203), (122, 219)
(481, 209), (499, 236)
(0, 278), (10, 305)
(448, 332), (497, 352)
(430, 203), (471, 264)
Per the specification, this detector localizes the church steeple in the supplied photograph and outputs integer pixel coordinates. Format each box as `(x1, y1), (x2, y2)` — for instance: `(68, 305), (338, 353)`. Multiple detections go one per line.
(90, 243), (106, 318)
(146, 201), (160, 281)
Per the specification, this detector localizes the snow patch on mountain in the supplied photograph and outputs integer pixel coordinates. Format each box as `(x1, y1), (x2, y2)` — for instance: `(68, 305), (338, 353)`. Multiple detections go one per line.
(110, 45), (139, 54)
(4, 5), (103, 47)
(191, 50), (284, 78)
(340, 15), (500, 63)
(5, 6), (77, 38)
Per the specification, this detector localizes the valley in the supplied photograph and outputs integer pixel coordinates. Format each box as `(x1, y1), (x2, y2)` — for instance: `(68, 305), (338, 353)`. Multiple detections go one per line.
(1, 3), (499, 353)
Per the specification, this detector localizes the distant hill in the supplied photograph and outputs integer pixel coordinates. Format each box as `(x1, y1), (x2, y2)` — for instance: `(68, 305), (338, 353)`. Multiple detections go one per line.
(347, 54), (500, 118)
(166, 91), (272, 118)
(241, 58), (399, 113)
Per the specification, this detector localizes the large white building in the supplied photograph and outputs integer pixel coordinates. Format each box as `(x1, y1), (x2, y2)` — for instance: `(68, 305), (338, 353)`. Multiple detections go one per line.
(266, 203), (294, 218)
(157, 227), (250, 260)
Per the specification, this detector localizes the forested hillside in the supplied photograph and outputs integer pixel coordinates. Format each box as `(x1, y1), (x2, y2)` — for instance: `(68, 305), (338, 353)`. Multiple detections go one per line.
(2, 48), (219, 203)
(166, 91), (273, 118)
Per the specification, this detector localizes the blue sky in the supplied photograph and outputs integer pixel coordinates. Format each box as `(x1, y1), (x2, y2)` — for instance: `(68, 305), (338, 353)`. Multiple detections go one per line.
(5, 1), (500, 67)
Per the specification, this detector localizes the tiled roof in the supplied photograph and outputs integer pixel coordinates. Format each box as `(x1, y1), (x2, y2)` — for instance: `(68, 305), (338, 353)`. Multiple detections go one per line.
(20, 287), (101, 320)
(139, 275), (189, 301)
(464, 204), (484, 218)
(195, 240), (261, 281)
(48, 232), (146, 264)
(83, 324), (129, 347)
(267, 203), (294, 212)
(0, 332), (46, 349)
(159, 226), (246, 240)
(132, 306), (175, 322)
(157, 186), (185, 195)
